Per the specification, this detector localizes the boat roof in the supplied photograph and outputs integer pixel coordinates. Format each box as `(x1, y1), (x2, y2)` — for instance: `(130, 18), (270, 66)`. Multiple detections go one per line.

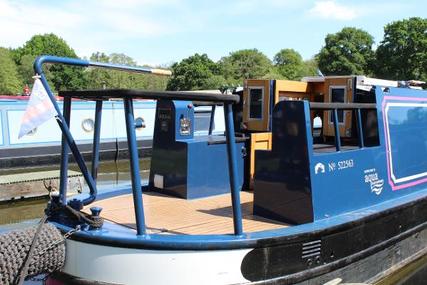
(301, 75), (425, 91)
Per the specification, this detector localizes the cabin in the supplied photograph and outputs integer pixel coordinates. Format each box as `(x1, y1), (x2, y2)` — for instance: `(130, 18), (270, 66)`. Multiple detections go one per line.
(241, 76), (398, 188)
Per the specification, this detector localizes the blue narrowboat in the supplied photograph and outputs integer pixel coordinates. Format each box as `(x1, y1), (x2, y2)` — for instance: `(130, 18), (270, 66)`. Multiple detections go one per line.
(5, 56), (427, 285)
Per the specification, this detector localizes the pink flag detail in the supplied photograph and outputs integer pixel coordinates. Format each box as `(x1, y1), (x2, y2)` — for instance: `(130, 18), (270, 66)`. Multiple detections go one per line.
(18, 79), (57, 138)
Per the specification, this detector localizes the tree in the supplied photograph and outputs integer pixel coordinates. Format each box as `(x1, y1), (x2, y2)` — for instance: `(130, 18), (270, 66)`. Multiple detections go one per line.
(86, 52), (111, 89)
(219, 49), (272, 82)
(167, 53), (224, 90)
(273, 49), (305, 80)
(16, 54), (35, 86)
(13, 33), (86, 91)
(375, 17), (427, 81)
(86, 52), (169, 90)
(302, 58), (319, 77)
(0, 48), (22, 95)
(318, 27), (374, 76)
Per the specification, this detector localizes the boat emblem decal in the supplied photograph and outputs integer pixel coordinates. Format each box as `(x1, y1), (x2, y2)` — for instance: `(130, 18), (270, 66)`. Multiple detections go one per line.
(314, 163), (325, 174)
(364, 168), (384, 195)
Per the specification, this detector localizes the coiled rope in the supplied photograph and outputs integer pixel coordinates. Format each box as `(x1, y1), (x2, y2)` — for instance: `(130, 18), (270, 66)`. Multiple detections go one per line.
(0, 219), (66, 285)
(0, 198), (103, 284)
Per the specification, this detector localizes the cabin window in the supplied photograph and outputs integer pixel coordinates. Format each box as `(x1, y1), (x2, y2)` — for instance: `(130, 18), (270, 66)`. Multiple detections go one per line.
(329, 86), (346, 124)
(248, 87), (264, 120)
(194, 110), (213, 132)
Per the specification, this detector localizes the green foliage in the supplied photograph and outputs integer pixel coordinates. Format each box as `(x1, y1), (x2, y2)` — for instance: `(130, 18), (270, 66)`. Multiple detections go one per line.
(261, 67), (286, 80)
(374, 17), (427, 81)
(13, 33), (86, 91)
(273, 49), (305, 80)
(167, 53), (224, 91)
(318, 27), (374, 76)
(0, 48), (22, 95)
(86, 52), (168, 90)
(16, 54), (36, 86)
(219, 49), (272, 82)
(302, 58), (319, 77)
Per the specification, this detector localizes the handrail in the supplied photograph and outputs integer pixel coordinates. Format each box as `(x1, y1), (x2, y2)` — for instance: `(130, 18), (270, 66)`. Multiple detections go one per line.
(33, 55), (243, 236)
(34, 56), (174, 207)
(34, 55), (171, 76)
(310, 102), (377, 151)
(310, 102), (376, 110)
(59, 89), (240, 104)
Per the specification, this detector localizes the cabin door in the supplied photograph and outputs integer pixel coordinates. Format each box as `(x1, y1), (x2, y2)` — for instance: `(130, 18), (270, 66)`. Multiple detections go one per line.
(243, 80), (271, 131)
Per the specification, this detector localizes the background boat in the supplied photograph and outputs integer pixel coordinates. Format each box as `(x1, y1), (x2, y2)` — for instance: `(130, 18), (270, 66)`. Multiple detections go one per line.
(0, 95), (225, 168)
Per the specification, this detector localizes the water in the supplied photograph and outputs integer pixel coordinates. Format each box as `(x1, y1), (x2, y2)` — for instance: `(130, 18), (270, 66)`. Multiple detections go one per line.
(1, 158), (426, 284)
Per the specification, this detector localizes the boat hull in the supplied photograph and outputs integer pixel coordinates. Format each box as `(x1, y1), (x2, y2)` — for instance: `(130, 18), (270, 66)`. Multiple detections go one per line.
(50, 190), (427, 285)
(51, 227), (427, 285)
(60, 239), (251, 285)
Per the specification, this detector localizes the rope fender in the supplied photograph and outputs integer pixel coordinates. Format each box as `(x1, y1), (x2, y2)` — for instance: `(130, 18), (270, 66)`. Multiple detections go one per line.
(0, 222), (65, 285)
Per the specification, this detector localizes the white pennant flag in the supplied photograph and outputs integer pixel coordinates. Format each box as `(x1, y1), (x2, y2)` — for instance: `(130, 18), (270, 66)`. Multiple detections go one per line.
(18, 78), (57, 138)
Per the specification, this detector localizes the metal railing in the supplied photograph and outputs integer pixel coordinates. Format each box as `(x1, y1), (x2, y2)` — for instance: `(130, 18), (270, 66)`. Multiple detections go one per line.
(34, 56), (243, 236)
(309, 102), (377, 151)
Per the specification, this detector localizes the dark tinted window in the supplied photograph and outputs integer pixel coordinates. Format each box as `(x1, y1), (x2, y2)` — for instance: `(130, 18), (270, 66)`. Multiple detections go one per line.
(249, 88), (263, 119)
(330, 88), (345, 123)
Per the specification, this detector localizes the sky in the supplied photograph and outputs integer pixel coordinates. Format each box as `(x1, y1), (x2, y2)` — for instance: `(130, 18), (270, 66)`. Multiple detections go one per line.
(0, 0), (425, 67)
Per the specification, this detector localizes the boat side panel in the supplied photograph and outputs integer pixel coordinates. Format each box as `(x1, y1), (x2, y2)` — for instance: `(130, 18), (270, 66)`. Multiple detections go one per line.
(382, 94), (427, 190)
(241, 190), (427, 282)
(310, 87), (427, 220)
(5, 101), (156, 146)
(62, 239), (251, 285)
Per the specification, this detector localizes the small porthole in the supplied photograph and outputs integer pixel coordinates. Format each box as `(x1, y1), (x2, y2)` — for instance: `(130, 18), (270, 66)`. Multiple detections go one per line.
(82, 118), (94, 132)
(135, 117), (146, 129)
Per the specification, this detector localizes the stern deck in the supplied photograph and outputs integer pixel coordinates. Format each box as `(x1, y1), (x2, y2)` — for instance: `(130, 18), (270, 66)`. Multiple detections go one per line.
(86, 191), (288, 235)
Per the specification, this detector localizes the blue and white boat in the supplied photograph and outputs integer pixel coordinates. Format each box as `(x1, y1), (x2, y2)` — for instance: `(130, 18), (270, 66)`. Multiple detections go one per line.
(4, 56), (427, 285)
(0, 95), (225, 168)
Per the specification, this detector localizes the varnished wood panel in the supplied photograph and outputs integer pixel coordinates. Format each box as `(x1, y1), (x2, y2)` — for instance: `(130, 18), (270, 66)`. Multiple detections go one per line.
(87, 191), (287, 235)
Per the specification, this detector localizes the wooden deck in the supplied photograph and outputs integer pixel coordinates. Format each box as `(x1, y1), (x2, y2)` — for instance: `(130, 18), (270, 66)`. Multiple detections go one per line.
(87, 191), (288, 235)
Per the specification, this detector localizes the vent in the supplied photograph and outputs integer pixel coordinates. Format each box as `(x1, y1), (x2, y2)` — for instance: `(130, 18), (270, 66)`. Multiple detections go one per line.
(302, 240), (322, 259)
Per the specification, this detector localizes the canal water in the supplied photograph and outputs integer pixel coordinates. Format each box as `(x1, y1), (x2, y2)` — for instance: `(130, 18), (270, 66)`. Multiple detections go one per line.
(0, 159), (426, 284)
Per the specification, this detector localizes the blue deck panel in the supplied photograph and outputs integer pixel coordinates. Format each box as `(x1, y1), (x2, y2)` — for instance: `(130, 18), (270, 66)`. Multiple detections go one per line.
(149, 100), (244, 199)
(312, 87), (427, 219)
(254, 86), (427, 224)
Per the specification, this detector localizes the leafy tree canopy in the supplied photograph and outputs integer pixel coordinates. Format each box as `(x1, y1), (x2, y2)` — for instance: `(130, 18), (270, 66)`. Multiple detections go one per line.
(318, 27), (374, 76)
(12, 33), (86, 91)
(87, 52), (168, 90)
(0, 48), (22, 95)
(167, 53), (224, 91)
(302, 58), (319, 77)
(273, 49), (305, 80)
(219, 49), (272, 82)
(375, 17), (427, 81)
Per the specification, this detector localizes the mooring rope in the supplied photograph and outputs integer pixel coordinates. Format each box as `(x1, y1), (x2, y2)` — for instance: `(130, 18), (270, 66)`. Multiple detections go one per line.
(63, 204), (104, 229)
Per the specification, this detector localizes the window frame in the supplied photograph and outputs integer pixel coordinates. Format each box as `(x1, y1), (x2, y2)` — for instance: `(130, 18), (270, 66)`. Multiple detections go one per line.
(328, 85), (347, 125)
(248, 86), (264, 121)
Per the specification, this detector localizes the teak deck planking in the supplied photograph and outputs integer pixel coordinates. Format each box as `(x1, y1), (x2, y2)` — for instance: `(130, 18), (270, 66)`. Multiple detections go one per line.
(87, 191), (288, 235)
